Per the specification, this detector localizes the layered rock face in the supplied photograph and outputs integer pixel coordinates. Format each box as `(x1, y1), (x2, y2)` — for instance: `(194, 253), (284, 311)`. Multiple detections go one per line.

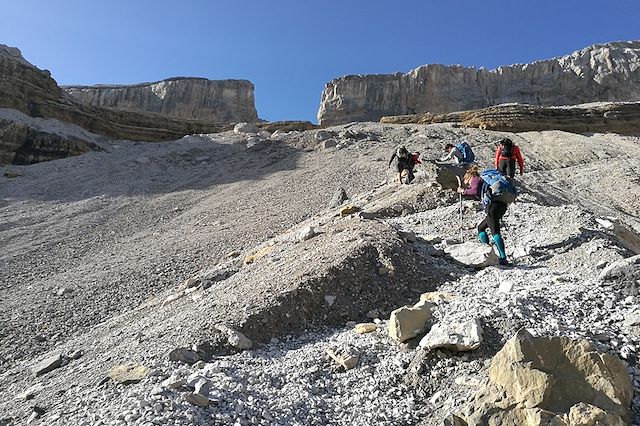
(318, 41), (640, 125)
(64, 78), (258, 123)
(0, 45), (245, 164)
(380, 101), (640, 135)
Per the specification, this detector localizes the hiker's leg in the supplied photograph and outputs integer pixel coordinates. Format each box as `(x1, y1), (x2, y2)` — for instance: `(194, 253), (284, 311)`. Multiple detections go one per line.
(477, 217), (489, 244)
(498, 159), (508, 174)
(486, 201), (508, 235)
(507, 159), (516, 179)
(489, 202), (508, 259)
(407, 168), (415, 183)
(493, 234), (507, 259)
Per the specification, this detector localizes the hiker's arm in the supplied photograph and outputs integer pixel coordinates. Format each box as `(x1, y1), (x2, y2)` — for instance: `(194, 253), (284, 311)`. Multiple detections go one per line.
(453, 148), (463, 163)
(388, 153), (396, 167)
(515, 147), (524, 175)
(441, 150), (453, 161)
(494, 147), (500, 168)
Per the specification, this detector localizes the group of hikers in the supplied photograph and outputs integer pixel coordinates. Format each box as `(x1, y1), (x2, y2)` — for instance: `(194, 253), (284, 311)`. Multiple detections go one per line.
(388, 138), (525, 266)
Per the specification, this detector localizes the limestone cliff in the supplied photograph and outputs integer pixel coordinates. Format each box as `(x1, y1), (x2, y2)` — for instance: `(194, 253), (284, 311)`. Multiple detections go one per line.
(64, 78), (258, 123)
(318, 41), (640, 125)
(0, 45), (240, 164)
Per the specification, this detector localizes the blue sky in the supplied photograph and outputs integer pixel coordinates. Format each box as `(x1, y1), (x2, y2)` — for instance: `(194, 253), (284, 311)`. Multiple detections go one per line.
(2, 1), (639, 123)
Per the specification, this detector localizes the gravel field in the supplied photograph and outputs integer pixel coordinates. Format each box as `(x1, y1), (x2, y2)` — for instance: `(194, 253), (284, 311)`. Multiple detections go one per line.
(1, 122), (639, 425)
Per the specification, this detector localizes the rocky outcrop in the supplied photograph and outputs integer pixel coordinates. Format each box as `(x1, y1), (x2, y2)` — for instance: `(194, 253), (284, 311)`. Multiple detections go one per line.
(0, 118), (100, 165)
(460, 329), (633, 425)
(318, 41), (640, 125)
(64, 78), (257, 123)
(380, 101), (640, 135)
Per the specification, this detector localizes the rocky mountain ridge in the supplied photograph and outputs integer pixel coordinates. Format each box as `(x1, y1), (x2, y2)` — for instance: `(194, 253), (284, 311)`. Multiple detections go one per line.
(63, 78), (258, 122)
(317, 41), (640, 125)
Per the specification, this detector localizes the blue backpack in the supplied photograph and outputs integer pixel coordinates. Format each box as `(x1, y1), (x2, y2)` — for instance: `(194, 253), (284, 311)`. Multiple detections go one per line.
(456, 141), (475, 164)
(480, 169), (517, 208)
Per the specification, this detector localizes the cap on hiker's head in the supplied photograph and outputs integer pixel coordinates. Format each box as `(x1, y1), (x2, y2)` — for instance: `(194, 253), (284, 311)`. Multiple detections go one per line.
(444, 143), (454, 151)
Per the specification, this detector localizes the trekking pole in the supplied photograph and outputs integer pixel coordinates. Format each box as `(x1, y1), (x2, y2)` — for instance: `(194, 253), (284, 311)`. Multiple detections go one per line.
(456, 176), (463, 240)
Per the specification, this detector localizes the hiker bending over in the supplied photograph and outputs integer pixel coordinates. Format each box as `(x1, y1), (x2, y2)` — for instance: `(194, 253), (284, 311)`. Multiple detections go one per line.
(477, 169), (518, 266)
(440, 140), (475, 167)
(494, 138), (524, 178)
(456, 165), (481, 200)
(388, 145), (417, 184)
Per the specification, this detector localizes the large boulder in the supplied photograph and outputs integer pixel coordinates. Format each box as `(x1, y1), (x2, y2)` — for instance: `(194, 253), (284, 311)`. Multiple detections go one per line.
(460, 329), (634, 425)
(234, 122), (259, 134)
(432, 163), (467, 191)
(418, 319), (483, 352)
(107, 363), (150, 385)
(444, 241), (499, 268)
(314, 129), (334, 141)
(388, 301), (434, 343)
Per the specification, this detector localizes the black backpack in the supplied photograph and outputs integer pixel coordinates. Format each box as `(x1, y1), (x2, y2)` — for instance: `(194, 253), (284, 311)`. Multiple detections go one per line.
(396, 145), (410, 161)
(500, 139), (514, 157)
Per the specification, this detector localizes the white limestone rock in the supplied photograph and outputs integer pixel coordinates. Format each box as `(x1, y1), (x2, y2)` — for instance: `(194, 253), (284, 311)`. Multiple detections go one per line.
(234, 122), (259, 134)
(419, 319), (483, 352)
(444, 241), (499, 268)
(388, 301), (434, 343)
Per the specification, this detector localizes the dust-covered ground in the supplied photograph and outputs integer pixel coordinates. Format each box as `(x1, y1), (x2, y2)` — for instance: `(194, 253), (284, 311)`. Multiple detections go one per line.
(1, 122), (639, 425)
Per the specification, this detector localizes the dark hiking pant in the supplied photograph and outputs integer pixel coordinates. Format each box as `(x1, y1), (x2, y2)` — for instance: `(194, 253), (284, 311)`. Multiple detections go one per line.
(498, 158), (516, 179)
(478, 201), (508, 235)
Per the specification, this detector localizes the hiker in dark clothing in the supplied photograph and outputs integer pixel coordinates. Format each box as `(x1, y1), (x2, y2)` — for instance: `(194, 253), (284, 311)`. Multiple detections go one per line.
(478, 200), (509, 266)
(388, 145), (413, 184)
(494, 138), (524, 178)
(476, 168), (518, 266)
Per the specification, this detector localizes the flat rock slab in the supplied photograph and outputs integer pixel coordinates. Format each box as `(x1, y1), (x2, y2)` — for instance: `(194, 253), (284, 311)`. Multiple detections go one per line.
(168, 348), (201, 365)
(185, 392), (210, 407)
(444, 241), (498, 268)
(108, 364), (150, 385)
(31, 353), (64, 376)
(419, 318), (483, 351)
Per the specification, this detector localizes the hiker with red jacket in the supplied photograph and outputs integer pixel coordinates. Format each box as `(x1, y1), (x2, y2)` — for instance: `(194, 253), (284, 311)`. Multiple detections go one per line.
(494, 138), (524, 178)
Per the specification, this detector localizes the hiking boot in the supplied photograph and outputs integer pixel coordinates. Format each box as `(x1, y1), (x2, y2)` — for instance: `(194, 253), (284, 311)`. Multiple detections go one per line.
(498, 258), (510, 266)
